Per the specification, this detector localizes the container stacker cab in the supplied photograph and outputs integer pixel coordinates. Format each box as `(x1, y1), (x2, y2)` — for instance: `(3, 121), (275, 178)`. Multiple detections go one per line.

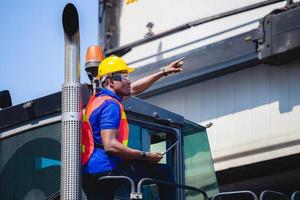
(2, 1), (300, 199)
(0, 87), (219, 200)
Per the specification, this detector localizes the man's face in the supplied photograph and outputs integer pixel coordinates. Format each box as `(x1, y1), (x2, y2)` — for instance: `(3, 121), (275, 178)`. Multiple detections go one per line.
(112, 72), (131, 97)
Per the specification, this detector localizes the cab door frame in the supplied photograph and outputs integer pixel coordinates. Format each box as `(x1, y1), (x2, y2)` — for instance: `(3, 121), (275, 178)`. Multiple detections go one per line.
(127, 117), (185, 200)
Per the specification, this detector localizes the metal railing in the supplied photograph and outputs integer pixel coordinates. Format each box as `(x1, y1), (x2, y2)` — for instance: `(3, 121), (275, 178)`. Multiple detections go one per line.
(291, 191), (300, 200)
(46, 180), (300, 200)
(95, 176), (209, 200)
(212, 190), (258, 200)
(259, 190), (289, 200)
(137, 178), (209, 200)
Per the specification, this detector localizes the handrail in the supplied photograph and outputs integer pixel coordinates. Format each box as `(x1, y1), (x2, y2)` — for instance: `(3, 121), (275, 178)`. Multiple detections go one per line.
(105, 0), (287, 56)
(137, 177), (209, 200)
(259, 190), (289, 200)
(291, 191), (300, 200)
(212, 190), (258, 200)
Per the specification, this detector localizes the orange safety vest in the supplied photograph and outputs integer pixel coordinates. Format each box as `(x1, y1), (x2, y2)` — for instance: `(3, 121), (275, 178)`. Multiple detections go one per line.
(81, 94), (129, 165)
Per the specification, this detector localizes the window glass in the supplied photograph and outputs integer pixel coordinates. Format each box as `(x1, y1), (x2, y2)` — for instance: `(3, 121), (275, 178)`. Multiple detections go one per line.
(148, 129), (167, 164)
(183, 122), (219, 200)
(0, 123), (61, 200)
(128, 123), (171, 163)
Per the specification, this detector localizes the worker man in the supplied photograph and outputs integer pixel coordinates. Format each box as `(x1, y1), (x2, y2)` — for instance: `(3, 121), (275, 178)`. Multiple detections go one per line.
(82, 55), (184, 200)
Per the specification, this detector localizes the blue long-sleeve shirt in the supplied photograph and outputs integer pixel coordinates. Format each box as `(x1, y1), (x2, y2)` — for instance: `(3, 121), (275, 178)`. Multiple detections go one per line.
(82, 88), (123, 174)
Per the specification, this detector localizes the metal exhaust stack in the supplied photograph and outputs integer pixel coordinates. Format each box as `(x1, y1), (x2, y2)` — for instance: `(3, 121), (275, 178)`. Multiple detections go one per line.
(61, 3), (82, 200)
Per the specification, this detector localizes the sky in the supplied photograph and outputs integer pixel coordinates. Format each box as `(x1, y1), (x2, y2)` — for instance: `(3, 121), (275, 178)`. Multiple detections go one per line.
(0, 0), (98, 105)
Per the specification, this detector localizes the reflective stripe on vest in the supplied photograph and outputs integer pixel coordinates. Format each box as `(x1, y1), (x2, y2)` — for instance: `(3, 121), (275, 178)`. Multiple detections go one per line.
(81, 94), (129, 165)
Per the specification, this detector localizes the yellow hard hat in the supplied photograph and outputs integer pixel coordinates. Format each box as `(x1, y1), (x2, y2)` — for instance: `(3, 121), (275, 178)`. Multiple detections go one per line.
(97, 55), (135, 78)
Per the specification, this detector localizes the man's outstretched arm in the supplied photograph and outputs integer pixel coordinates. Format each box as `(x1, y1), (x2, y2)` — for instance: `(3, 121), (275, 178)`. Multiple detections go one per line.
(129, 58), (184, 97)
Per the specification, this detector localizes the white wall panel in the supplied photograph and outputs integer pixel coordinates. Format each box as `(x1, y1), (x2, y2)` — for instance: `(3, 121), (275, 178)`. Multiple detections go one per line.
(118, 0), (287, 66)
(145, 61), (300, 170)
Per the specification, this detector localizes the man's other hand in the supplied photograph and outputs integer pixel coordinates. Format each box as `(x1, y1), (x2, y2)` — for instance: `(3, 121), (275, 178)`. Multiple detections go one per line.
(146, 152), (163, 163)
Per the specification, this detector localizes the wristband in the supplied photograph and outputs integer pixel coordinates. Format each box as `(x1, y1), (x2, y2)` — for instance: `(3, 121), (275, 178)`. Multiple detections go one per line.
(140, 151), (147, 160)
(162, 68), (168, 76)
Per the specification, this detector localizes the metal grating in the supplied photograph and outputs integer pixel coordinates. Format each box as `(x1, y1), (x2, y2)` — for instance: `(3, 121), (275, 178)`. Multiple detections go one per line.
(62, 84), (82, 112)
(61, 83), (82, 200)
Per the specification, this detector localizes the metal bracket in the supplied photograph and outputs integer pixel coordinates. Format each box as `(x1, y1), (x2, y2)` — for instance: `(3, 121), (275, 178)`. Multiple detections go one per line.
(23, 101), (37, 122)
(130, 192), (143, 200)
(252, 2), (300, 64)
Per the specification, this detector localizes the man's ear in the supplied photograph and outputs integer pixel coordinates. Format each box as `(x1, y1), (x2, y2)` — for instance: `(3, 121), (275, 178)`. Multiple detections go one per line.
(108, 78), (114, 88)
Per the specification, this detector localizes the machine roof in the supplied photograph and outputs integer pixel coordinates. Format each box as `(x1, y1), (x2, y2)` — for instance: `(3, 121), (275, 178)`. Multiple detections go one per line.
(0, 87), (184, 132)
